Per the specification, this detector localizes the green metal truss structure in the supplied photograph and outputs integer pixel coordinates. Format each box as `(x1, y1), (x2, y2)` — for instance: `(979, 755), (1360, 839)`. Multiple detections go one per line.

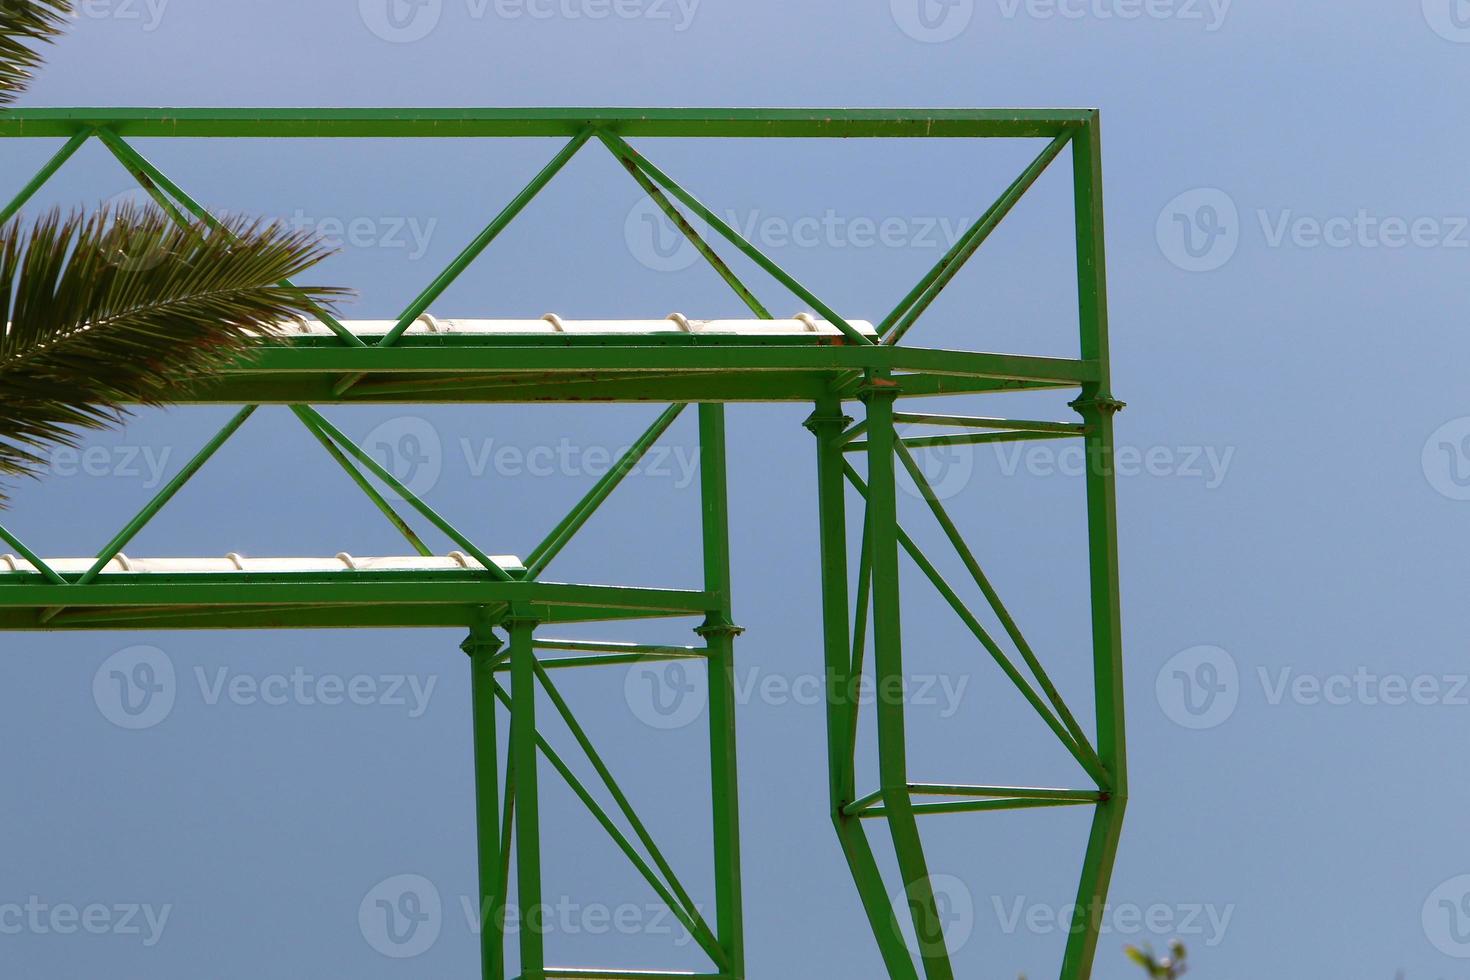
(0, 108), (1126, 980)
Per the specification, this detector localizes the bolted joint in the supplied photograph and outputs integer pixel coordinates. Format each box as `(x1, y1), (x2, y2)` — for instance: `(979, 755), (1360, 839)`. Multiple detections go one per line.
(856, 374), (900, 403)
(695, 615), (745, 640)
(1069, 393), (1126, 416)
(460, 627), (504, 660)
(802, 409), (854, 436)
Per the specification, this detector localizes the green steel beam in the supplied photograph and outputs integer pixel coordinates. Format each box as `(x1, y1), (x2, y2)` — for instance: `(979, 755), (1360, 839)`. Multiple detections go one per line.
(380, 128), (594, 347)
(602, 139), (771, 320)
(1059, 114), (1128, 980)
(861, 378), (955, 980)
(890, 413), (1085, 433)
(524, 403), (686, 578)
(293, 409), (433, 556)
(847, 430), (1077, 451)
(486, 679), (731, 970)
(882, 131), (1073, 345)
(0, 523), (65, 585)
(506, 613), (545, 975)
(806, 398), (920, 980)
(226, 344), (1096, 383)
(0, 107), (1095, 140)
(184, 371), (1062, 406)
(71, 405), (256, 587)
(0, 577), (712, 611)
(598, 132), (872, 347)
(533, 639), (706, 657)
(466, 619), (508, 980)
(0, 128), (90, 223)
(533, 659), (725, 963)
(842, 463), (1107, 787)
(696, 404), (745, 978)
(860, 798), (1094, 818)
(290, 405), (513, 581)
(893, 442), (1102, 774)
(95, 129), (364, 347)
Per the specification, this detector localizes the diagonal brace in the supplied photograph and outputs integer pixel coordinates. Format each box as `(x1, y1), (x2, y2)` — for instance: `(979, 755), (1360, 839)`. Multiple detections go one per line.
(523, 402), (686, 578)
(290, 405), (513, 581)
(598, 131), (872, 346)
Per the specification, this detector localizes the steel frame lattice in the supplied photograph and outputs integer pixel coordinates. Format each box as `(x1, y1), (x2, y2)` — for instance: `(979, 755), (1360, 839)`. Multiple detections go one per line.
(0, 108), (1126, 980)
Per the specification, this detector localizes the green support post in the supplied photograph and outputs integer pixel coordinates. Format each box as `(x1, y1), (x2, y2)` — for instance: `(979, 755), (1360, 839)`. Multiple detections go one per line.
(1060, 112), (1128, 980)
(507, 609), (546, 977)
(695, 403), (746, 978)
(465, 614), (507, 980)
(862, 374), (955, 980)
(806, 398), (920, 980)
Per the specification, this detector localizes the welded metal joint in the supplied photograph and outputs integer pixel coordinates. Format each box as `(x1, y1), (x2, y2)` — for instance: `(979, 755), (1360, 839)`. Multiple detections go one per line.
(694, 615), (745, 641)
(1068, 393), (1127, 415)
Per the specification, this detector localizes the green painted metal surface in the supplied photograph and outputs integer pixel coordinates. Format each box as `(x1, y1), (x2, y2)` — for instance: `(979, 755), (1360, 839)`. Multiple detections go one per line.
(0, 107), (1125, 979)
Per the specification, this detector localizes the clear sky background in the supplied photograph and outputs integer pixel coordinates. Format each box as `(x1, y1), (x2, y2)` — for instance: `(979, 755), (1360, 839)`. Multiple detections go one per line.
(1, 1), (1467, 977)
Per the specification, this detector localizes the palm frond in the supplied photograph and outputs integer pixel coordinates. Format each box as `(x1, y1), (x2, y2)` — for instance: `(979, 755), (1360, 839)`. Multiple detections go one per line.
(0, 1), (71, 105)
(0, 201), (346, 503)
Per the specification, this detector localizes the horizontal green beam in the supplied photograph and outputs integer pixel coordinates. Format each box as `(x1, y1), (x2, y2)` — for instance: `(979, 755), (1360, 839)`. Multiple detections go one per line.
(891, 413), (1086, 434)
(184, 372), (1060, 405)
(859, 797), (1094, 818)
(843, 784), (1103, 816)
(0, 107), (1094, 140)
(534, 972), (733, 979)
(228, 345), (1097, 382)
(0, 576), (712, 612)
(0, 602), (693, 632)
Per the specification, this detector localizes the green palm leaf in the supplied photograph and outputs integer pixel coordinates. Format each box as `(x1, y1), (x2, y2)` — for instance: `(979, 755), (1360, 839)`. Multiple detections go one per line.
(0, 202), (345, 503)
(0, 0), (70, 105)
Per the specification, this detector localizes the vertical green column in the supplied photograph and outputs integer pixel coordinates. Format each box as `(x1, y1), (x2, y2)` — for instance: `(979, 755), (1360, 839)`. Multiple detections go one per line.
(1060, 112), (1128, 980)
(507, 608), (546, 977)
(862, 376), (955, 980)
(806, 397), (920, 980)
(464, 614), (506, 980)
(695, 403), (746, 978)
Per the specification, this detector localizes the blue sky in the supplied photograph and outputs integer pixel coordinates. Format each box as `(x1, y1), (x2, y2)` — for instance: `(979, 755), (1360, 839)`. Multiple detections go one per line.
(1, 1), (1467, 977)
